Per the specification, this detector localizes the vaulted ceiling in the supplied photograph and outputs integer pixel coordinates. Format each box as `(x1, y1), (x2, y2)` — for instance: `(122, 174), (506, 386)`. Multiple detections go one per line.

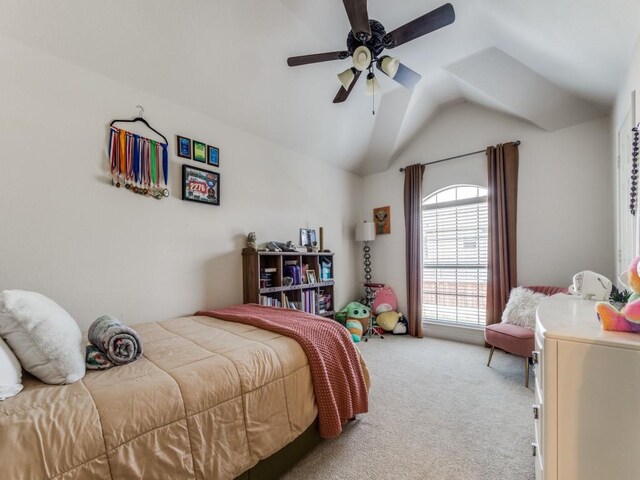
(1, 0), (639, 175)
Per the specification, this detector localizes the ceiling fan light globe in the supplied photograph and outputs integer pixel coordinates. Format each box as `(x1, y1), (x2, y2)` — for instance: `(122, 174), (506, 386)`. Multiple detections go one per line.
(380, 56), (400, 78)
(365, 74), (381, 96)
(352, 46), (372, 72)
(337, 68), (356, 90)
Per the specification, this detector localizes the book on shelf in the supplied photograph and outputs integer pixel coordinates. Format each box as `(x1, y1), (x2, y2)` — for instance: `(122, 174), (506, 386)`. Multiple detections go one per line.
(284, 265), (302, 285)
(300, 290), (317, 315)
(259, 295), (281, 308)
(319, 257), (332, 281)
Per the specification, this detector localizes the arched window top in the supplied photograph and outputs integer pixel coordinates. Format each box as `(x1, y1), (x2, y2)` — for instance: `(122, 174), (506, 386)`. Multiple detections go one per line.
(423, 184), (487, 207)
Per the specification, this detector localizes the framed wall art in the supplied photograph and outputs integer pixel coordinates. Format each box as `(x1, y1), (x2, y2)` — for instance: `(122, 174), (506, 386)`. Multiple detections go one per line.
(177, 135), (192, 159)
(193, 140), (207, 162)
(182, 164), (220, 206)
(208, 145), (219, 167)
(373, 206), (391, 234)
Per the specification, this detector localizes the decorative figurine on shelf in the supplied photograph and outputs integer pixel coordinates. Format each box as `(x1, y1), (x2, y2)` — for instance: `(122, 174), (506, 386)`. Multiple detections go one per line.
(267, 242), (282, 252)
(247, 232), (257, 250)
(267, 241), (297, 252)
(311, 241), (319, 253)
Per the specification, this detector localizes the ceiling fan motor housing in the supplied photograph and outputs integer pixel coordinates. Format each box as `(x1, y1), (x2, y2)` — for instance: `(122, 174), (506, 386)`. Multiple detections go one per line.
(347, 19), (386, 64)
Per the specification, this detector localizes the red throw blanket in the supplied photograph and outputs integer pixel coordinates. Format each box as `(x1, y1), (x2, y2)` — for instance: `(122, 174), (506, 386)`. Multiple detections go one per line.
(196, 304), (369, 438)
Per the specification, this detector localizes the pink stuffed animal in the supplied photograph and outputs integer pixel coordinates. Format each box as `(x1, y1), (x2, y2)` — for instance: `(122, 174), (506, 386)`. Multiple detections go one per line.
(596, 256), (640, 333)
(372, 286), (398, 315)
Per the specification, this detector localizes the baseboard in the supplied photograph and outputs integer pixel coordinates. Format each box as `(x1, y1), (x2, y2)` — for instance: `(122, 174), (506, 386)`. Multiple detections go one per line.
(424, 321), (485, 346)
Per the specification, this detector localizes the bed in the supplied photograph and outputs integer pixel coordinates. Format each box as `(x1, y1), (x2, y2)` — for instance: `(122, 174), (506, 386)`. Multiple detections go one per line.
(0, 312), (370, 479)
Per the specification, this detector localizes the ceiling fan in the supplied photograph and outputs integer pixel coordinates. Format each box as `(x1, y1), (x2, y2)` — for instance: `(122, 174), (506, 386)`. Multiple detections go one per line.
(287, 1), (456, 104)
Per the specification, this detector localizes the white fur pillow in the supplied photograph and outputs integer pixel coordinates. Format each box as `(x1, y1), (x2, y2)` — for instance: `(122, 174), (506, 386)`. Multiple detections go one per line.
(0, 336), (22, 400)
(0, 290), (85, 384)
(501, 287), (547, 330)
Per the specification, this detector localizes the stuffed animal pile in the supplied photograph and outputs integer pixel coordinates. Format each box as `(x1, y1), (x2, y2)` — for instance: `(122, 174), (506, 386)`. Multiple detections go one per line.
(338, 286), (410, 342)
(371, 287), (407, 335)
(596, 256), (640, 333)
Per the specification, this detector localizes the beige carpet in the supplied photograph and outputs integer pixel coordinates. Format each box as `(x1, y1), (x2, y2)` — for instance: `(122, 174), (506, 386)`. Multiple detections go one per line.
(282, 335), (535, 480)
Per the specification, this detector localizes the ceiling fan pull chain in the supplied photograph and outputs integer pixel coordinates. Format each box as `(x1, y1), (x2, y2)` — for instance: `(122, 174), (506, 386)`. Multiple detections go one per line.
(372, 88), (375, 115)
(371, 68), (376, 115)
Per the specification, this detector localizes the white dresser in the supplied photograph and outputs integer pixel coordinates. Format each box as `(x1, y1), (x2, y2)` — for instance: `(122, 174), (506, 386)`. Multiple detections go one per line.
(534, 294), (640, 480)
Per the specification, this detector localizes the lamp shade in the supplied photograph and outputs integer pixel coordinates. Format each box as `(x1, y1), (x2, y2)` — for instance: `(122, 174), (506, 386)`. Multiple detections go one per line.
(356, 221), (376, 242)
(353, 46), (372, 71)
(337, 68), (357, 90)
(365, 73), (381, 96)
(378, 56), (400, 78)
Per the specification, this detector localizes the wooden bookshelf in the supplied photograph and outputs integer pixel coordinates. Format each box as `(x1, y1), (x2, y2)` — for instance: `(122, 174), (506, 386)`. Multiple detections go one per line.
(242, 249), (335, 318)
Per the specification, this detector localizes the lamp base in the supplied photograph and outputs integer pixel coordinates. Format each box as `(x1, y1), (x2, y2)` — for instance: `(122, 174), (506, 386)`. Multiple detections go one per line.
(363, 241), (372, 307)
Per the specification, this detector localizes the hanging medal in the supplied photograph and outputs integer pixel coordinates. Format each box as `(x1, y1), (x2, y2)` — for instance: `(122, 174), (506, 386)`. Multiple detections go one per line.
(150, 140), (158, 198)
(160, 143), (168, 197)
(108, 126), (120, 187)
(117, 129), (126, 188)
(132, 134), (140, 194)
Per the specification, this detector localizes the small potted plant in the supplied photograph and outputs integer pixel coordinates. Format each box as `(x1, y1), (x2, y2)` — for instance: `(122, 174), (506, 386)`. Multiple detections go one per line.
(610, 285), (631, 310)
(311, 241), (319, 253)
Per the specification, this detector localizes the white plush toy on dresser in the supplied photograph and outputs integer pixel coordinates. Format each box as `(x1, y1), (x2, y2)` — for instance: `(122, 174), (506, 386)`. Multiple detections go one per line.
(568, 270), (612, 301)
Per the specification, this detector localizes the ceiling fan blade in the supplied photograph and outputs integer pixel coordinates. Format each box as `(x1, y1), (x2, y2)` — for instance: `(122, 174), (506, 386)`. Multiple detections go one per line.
(384, 3), (455, 49)
(342, 0), (371, 40)
(391, 63), (422, 88)
(287, 51), (349, 67)
(333, 70), (362, 103)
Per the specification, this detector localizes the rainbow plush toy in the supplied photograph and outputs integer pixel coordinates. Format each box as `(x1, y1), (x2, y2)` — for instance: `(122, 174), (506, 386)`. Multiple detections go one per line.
(596, 256), (640, 333)
(346, 320), (363, 342)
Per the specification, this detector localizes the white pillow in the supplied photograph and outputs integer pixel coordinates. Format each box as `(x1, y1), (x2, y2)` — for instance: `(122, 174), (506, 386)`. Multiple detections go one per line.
(0, 290), (85, 384)
(501, 287), (547, 330)
(0, 336), (22, 400)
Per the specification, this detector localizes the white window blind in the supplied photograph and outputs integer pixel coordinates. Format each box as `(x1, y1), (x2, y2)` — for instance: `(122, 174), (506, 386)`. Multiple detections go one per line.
(422, 185), (488, 326)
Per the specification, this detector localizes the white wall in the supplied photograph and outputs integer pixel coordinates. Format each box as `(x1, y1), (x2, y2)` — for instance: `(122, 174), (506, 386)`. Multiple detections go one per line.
(361, 102), (613, 315)
(0, 37), (363, 330)
(613, 34), (640, 133)
(613, 33), (640, 279)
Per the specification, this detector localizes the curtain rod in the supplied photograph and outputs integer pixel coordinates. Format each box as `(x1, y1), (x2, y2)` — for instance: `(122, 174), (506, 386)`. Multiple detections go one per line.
(398, 140), (521, 172)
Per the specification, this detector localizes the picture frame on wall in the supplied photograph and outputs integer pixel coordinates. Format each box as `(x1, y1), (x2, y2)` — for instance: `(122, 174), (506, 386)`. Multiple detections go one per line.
(300, 228), (310, 246)
(181, 164), (220, 206)
(177, 136), (192, 159)
(207, 145), (220, 167)
(308, 229), (317, 245)
(373, 206), (391, 234)
(193, 140), (207, 163)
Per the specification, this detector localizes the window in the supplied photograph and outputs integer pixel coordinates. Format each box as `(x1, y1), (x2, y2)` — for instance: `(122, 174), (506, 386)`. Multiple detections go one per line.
(422, 185), (488, 326)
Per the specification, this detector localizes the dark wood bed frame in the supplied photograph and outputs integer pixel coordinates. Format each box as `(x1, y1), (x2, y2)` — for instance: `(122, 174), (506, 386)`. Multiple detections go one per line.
(234, 419), (321, 479)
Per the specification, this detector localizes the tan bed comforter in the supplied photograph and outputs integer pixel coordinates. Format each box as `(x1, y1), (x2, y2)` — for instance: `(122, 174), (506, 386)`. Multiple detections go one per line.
(0, 315), (369, 479)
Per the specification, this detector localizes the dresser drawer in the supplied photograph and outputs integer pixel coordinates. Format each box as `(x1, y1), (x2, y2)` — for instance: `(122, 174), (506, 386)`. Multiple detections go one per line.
(533, 347), (543, 397)
(535, 446), (543, 480)
(534, 403), (543, 458)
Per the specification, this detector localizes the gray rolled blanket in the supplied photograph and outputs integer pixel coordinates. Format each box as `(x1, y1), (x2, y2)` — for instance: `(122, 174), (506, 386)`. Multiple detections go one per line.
(87, 315), (143, 367)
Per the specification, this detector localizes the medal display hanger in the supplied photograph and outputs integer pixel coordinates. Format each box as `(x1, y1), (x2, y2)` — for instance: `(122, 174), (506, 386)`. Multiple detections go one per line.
(108, 106), (170, 200)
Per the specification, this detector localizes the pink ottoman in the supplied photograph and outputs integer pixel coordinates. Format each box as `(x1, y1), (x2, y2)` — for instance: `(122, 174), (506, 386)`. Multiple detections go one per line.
(485, 323), (534, 387)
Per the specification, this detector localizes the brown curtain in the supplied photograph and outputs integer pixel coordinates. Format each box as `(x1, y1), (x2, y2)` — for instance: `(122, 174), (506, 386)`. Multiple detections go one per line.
(486, 142), (519, 326)
(404, 163), (426, 338)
